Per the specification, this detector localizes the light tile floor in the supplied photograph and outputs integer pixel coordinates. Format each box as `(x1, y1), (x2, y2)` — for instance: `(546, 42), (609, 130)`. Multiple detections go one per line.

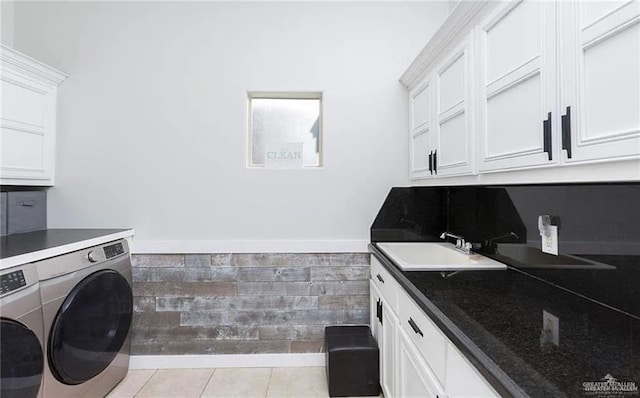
(106, 367), (339, 398)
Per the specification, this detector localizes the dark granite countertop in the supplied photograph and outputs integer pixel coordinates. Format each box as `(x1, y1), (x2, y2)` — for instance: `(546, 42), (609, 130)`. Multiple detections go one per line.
(369, 244), (640, 398)
(1, 229), (134, 269)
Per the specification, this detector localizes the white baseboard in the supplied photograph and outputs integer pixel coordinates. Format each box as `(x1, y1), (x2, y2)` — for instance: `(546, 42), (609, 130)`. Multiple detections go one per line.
(130, 239), (369, 254)
(129, 353), (325, 369)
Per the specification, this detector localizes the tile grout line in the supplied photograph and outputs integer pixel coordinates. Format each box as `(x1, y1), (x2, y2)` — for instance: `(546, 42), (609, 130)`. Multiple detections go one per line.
(133, 368), (158, 398)
(198, 368), (217, 398)
(265, 367), (274, 398)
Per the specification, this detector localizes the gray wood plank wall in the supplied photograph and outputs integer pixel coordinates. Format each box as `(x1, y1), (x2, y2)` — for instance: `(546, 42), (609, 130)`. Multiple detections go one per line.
(131, 253), (370, 355)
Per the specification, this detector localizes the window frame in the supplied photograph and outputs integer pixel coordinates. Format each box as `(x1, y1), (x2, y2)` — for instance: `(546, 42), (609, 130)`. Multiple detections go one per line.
(247, 91), (323, 168)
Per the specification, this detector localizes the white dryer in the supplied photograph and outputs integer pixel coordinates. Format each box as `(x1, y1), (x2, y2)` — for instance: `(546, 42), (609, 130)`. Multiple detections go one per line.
(35, 239), (133, 397)
(0, 262), (45, 398)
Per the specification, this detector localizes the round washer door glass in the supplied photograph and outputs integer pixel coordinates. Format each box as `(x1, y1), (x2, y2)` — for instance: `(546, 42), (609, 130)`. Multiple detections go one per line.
(0, 318), (44, 398)
(49, 269), (132, 385)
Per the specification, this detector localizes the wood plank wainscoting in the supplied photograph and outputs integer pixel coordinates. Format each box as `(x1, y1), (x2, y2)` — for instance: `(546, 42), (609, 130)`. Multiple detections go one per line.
(130, 253), (370, 355)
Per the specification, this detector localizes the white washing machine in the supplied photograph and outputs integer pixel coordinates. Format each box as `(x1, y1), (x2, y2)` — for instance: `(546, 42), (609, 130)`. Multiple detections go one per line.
(35, 239), (133, 398)
(0, 262), (45, 398)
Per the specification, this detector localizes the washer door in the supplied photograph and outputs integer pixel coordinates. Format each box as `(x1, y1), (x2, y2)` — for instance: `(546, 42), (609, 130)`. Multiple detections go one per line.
(0, 318), (44, 398)
(48, 269), (132, 385)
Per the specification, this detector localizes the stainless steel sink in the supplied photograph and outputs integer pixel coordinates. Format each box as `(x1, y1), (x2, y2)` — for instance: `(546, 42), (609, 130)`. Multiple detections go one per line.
(376, 242), (507, 271)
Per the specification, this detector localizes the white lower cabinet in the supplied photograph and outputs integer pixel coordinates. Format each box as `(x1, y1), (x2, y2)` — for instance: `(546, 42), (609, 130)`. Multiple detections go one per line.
(445, 343), (498, 397)
(370, 255), (499, 398)
(398, 326), (446, 398)
(381, 296), (398, 397)
(370, 280), (398, 398)
(398, 288), (447, 384)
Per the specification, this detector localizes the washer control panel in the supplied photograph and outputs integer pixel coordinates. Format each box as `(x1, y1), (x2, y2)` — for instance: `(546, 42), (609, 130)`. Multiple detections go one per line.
(103, 242), (125, 259)
(1, 270), (26, 295)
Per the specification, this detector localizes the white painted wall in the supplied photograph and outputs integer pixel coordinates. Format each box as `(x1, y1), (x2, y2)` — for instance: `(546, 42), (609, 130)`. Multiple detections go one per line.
(1, 1), (15, 46)
(13, 2), (448, 250)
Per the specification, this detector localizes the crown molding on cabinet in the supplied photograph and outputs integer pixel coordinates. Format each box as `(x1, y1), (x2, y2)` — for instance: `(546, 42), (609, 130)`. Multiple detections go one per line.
(0, 44), (67, 85)
(400, 1), (495, 89)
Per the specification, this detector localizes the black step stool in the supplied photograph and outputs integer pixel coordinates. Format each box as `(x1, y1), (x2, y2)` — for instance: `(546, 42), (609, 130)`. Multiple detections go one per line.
(325, 325), (379, 397)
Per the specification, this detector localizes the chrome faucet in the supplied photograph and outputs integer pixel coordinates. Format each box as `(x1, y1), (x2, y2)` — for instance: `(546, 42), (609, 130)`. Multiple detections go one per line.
(440, 232), (472, 255)
(481, 232), (520, 254)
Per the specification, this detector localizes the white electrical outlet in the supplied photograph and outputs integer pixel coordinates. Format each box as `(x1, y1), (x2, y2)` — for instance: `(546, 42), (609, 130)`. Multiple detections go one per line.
(542, 225), (558, 255)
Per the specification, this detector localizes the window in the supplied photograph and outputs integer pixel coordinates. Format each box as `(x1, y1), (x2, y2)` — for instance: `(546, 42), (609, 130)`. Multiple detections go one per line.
(248, 92), (322, 168)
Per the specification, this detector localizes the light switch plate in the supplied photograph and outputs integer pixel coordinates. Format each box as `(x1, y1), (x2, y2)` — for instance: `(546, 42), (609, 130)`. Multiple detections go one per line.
(542, 225), (558, 255)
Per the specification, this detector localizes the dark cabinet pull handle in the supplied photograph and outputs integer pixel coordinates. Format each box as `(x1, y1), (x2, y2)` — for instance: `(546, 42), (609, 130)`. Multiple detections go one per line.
(433, 150), (438, 174)
(543, 112), (552, 161)
(408, 317), (423, 337)
(376, 299), (382, 323)
(379, 301), (383, 325)
(562, 106), (572, 159)
(428, 151), (433, 174)
(376, 274), (385, 283)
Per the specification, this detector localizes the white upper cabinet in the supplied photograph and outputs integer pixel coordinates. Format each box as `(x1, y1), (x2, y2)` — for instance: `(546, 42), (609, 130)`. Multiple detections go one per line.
(409, 33), (476, 180)
(410, 76), (434, 179)
(559, 0), (640, 164)
(477, 0), (558, 172)
(0, 45), (66, 186)
(434, 33), (476, 177)
(402, 0), (639, 183)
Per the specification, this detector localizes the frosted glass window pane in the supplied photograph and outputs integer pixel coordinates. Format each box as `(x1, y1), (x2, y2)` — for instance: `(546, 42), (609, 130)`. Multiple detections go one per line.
(250, 97), (321, 167)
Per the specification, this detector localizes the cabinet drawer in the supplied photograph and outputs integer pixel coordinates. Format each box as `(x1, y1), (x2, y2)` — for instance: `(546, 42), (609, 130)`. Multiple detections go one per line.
(370, 255), (400, 313)
(7, 191), (46, 234)
(398, 288), (446, 385)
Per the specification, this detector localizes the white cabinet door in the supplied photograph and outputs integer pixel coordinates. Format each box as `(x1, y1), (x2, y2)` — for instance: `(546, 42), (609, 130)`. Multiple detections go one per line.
(398, 287), (447, 385)
(370, 280), (397, 398)
(0, 45), (66, 186)
(410, 75), (435, 179)
(433, 33), (476, 177)
(559, 0), (640, 164)
(397, 327), (446, 398)
(477, 0), (558, 172)
(380, 298), (398, 398)
(445, 343), (499, 398)
(370, 280), (381, 343)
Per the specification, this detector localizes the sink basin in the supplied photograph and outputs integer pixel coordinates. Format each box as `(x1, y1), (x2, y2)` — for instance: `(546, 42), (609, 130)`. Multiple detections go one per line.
(376, 242), (507, 271)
